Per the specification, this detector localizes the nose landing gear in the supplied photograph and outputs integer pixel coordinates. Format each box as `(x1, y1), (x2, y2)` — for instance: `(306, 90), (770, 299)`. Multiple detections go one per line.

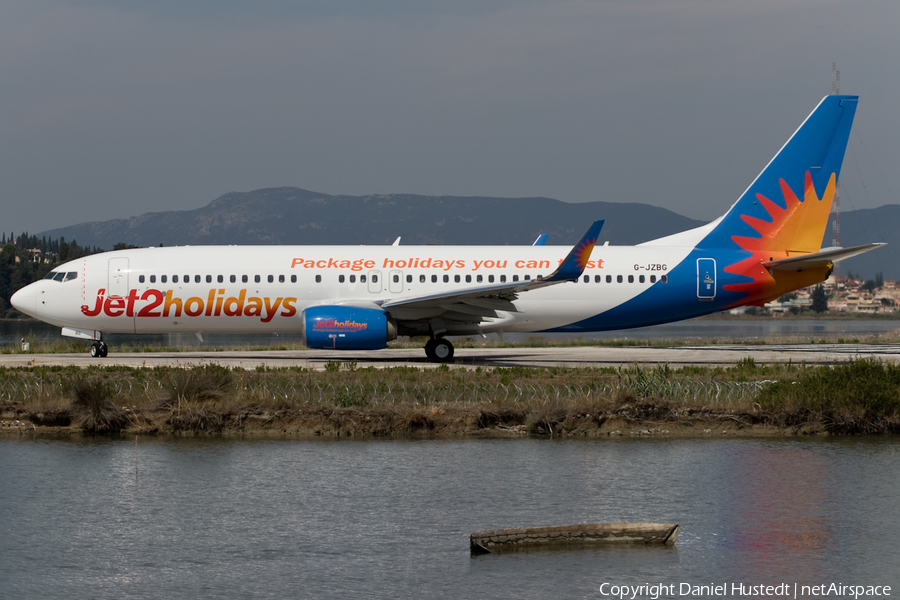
(89, 341), (108, 358)
(424, 337), (454, 362)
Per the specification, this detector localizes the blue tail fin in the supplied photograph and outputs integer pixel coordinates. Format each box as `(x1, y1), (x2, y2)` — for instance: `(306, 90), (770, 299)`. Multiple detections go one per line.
(700, 95), (858, 252)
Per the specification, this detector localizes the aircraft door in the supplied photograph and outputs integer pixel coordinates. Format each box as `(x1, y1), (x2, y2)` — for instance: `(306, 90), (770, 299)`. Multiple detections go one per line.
(108, 258), (130, 298)
(697, 258), (716, 300)
(389, 270), (403, 294)
(368, 270), (382, 293)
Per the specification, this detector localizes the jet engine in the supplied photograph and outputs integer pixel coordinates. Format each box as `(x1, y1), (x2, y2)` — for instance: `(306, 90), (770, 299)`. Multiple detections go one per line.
(301, 306), (397, 350)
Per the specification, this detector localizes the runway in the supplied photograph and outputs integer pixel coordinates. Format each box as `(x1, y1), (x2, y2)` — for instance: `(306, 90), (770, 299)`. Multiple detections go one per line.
(3, 343), (900, 370)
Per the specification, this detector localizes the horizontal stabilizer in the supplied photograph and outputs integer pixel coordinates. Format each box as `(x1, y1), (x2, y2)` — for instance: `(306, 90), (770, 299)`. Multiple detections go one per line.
(762, 243), (886, 271)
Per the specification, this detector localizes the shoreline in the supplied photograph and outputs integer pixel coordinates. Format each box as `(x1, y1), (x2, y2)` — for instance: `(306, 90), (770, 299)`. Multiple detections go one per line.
(1, 402), (889, 439)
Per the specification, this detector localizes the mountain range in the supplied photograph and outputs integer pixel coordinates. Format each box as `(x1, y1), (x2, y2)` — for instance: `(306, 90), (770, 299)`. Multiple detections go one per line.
(38, 187), (894, 279)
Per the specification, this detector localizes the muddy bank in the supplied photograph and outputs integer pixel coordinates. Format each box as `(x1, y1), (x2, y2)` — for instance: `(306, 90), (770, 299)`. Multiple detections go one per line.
(0, 400), (866, 438)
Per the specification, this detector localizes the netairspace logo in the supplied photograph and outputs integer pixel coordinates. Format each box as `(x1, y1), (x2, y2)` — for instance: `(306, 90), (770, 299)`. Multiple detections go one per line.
(598, 582), (892, 599)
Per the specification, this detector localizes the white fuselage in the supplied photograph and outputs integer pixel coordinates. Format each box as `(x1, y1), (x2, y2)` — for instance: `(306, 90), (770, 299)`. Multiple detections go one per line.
(16, 243), (697, 336)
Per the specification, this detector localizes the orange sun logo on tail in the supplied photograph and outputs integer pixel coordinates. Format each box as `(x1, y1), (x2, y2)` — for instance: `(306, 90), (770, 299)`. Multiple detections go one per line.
(723, 172), (836, 305)
(573, 238), (597, 269)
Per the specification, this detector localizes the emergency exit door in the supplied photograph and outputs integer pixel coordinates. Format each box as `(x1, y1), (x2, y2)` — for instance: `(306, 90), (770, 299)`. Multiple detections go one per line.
(697, 258), (716, 300)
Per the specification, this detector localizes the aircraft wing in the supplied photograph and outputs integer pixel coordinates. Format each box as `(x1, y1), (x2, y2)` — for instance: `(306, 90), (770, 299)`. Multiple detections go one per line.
(762, 243), (885, 271)
(378, 221), (603, 325)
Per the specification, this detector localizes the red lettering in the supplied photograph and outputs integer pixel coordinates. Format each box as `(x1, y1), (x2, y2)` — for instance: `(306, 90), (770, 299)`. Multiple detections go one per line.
(81, 289), (105, 317)
(104, 296), (125, 317)
(126, 288), (140, 317)
(291, 258), (303, 268)
(137, 289), (163, 317)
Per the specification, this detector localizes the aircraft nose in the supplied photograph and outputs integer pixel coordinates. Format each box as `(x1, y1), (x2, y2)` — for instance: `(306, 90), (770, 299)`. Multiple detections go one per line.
(10, 284), (36, 317)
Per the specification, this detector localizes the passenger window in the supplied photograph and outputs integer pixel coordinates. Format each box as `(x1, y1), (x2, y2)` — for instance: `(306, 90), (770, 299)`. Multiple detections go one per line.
(650, 275), (657, 283)
(420, 275), (426, 283)
(639, 275), (645, 283)
(350, 275), (356, 283)
(489, 275), (495, 283)
(315, 275), (321, 283)
(204, 275), (211, 283)
(431, 275), (437, 283)
(216, 275), (223, 283)
(443, 275), (449, 283)
(617, 275), (623, 283)
(339, 275), (345, 283)
(500, 275), (506, 283)
(254, 275), (260, 283)
(160, 275), (167, 283)
(524, 275), (531, 281)
(393, 274), (399, 283)
(512, 275), (519, 282)
(372, 274), (378, 283)
(139, 275), (145, 283)
(291, 275), (297, 283)
(173, 275), (179, 283)
(267, 275), (274, 283)
(454, 275), (460, 283)
(361, 275), (367, 283)
(406, 275), (412, 283)
(628, 275), (634, 283)
(661, 275), (668, 284)
(149, 275), (156, 283)
(230, 275), (236, 283)
(477, 275), (483, 283)
(583, 275), (589, 283)
(279, 274), (285, 283)
(242, 275), (248, 283)
(595, 275), (601, 283)
(465, 275), (471, 283)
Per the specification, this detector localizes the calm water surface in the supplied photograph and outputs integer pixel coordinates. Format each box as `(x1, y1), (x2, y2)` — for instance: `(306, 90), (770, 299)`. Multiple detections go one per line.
(1, 437), (898, 599)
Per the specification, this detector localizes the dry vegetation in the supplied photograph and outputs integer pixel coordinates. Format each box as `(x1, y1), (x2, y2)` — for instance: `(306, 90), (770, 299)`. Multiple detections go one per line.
(1, 359), (899, 437)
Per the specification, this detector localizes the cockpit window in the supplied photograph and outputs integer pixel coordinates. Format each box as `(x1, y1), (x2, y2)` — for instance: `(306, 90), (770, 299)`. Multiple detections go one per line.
(53, 272), (66, 281)
(44, 272), (58, 280)
(64, 272), (77, 282)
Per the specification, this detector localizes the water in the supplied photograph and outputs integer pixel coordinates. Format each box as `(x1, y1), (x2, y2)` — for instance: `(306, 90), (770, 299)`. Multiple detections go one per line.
(1, 437), (898, 599)
(4, 318), (900, 349)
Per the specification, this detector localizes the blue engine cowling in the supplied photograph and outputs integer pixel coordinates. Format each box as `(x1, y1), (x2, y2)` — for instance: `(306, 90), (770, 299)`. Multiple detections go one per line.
(301, 306), (397, 350)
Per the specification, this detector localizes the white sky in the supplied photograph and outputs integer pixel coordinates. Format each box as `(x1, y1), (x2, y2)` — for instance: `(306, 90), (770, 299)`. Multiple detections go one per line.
(2, 0), (898, 235)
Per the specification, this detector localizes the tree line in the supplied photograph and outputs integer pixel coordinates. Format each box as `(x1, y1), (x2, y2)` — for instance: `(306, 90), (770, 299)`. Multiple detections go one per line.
(0, 232), (107, 318)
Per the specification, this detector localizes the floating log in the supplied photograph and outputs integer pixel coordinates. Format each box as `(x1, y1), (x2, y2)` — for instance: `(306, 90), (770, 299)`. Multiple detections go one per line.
(469, 522), (678, 554)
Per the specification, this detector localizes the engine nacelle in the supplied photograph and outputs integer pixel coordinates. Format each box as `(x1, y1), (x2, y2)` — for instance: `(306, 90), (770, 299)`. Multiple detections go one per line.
(301, 306), (397, 350)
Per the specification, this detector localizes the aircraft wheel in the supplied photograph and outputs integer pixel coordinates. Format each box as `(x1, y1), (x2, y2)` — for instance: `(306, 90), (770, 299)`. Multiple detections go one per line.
(90, 342), (100, 358)
(424, 338), (437, 361)
(99, 342), (108, 358)
(432, 338), (454, 362)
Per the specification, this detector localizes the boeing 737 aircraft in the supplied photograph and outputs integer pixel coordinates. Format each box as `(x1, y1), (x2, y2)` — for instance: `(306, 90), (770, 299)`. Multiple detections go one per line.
(11, 95), (883, 361)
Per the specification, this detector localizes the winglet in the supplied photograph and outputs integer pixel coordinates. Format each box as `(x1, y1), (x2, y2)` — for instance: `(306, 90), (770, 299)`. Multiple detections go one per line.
(532, 233), (549, 246)
(541, 220), (604, 283)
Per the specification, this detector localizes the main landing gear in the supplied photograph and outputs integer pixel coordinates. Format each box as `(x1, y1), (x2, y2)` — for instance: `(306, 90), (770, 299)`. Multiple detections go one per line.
(424, 337), (454, 362)
(89, 341), (108, 358)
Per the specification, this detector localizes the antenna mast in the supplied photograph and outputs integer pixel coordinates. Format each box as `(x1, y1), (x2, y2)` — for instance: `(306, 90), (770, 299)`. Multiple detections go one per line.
(831, 62), (841, 250)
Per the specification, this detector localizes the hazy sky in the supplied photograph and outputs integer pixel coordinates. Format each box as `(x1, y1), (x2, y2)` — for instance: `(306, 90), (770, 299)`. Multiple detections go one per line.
(2, 0), (898, 236)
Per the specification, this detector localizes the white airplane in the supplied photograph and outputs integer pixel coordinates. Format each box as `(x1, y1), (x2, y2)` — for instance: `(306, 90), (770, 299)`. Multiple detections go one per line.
(12, 95), (883, 361)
